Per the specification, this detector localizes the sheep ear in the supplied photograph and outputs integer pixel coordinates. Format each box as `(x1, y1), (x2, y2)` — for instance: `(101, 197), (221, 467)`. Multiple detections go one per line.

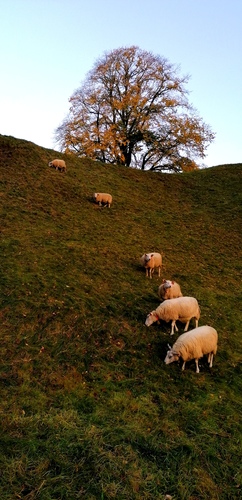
(167, 343), (172, 350)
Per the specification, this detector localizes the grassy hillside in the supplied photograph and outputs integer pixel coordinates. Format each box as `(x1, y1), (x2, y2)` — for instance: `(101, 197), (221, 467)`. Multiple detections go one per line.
(0, 134), (242, 499)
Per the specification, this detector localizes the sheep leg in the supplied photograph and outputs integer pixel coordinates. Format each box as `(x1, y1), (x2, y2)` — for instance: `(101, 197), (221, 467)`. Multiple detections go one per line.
(195, 359), (200, 373)
(195, 319), (199, 328)
(184, 320), (190, 332)
(171, 320), (178, 336)
(181, 361), (186, 371)
(209, 353), (213, 368)
(158, 266), (161, 277)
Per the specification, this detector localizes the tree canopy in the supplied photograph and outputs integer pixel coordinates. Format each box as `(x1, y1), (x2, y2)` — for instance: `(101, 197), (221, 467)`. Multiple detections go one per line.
(56, 46), (215, 172)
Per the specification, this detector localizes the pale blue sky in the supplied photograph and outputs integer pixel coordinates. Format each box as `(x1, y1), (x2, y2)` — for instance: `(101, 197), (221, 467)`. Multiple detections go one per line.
(0, 0), (241, 167)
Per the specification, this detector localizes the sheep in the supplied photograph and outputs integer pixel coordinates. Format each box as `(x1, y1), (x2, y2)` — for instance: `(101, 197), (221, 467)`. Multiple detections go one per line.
(140, 252), (162, 278)
(93, 192), (112, 208)
(158, 279), (183, 301)
(145, 296), (200, 335)
(164, 325), (218, 373)
(49, 159), (66, 172)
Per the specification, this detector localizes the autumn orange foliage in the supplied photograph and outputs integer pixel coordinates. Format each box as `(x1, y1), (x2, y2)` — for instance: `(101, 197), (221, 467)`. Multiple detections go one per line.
(56, 46), (215, 172)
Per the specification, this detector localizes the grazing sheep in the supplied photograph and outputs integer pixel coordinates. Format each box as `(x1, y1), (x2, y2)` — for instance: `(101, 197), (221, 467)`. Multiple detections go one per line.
(164, 325), (218, 373)
(158, 280), (183, 301)
(145, 296), (200, 335)
(140, 252), (162, 278)
(49, 159), (66, 172)
(93, 192), (112, 208)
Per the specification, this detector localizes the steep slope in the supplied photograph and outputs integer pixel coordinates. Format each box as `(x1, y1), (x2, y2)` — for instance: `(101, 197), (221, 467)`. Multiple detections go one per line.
(0, 134), (242, 499)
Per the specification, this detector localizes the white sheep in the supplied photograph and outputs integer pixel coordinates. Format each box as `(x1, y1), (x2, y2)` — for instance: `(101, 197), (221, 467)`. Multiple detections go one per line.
(164, 325), (218, 373)
(140, 252), (162, 278)
(158, 279), (183, 301)
(49, 159), (66, 172)
(145, 296), (200, 335)
(93, 192), (112, 208)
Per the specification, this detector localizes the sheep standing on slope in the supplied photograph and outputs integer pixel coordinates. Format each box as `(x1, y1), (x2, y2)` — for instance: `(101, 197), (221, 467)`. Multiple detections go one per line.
(145, 296), (200, 335)
(93, 192), (112, 208)
(158, 280), (183, 301)
(49, 159), (66, 172)
(140, 252), (162, 278)
(164, 325), (218, 373)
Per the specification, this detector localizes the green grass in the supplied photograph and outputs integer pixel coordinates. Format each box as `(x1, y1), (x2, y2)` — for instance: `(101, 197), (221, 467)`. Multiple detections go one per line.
(0, 133), (242, 499)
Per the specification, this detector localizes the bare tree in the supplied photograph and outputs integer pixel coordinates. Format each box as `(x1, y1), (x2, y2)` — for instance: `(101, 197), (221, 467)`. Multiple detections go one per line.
(55, 46), (215, 172)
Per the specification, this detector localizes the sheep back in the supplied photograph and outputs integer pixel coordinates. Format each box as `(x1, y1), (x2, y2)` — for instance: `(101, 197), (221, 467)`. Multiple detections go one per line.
(155, 296), (200, 323)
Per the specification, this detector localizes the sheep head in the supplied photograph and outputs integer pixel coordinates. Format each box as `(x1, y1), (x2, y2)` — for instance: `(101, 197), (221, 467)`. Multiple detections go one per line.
(164, 347), (180, 365)
(145, 311), (159, 326)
